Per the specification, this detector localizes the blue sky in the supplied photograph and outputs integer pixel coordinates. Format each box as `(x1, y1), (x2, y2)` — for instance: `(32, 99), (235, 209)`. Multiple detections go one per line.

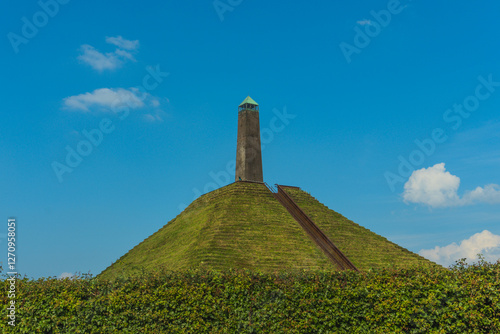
(1, 0), (500, 278)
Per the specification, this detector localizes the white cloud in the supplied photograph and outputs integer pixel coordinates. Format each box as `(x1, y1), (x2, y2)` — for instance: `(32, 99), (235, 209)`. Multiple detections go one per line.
(78, 36), (139, 71)
(59, 272), (75, 279)
(77, 45), (122, 71)
(403, 163), (500, 208)
(105, 36), (139, 50)
(143, 111), (165, 122)
(357, 19), (372, 26)
(63, 88), (159, 112)
(403, 163), (461, 207)
(144, 114), (160, 122)
(114, 48), (136, 62)
(463, 184), (500, 205)
(419, 230), (500, 267)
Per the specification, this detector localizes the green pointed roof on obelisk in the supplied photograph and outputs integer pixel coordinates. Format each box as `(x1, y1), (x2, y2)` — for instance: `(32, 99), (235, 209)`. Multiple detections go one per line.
(239, 96), (259, 106)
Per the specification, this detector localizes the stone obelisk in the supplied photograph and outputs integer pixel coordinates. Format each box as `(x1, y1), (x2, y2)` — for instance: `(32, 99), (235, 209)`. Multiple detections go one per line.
(235, 96), (263, 182)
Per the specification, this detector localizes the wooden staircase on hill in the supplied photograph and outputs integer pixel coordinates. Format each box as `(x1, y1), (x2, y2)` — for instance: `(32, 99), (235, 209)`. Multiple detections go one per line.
(265, 183), (358, 271)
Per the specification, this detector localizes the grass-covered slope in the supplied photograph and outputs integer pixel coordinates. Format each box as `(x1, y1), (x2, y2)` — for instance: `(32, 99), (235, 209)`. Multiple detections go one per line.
(100, 182), (334, 279)
(101, 182), (436, 279)
(282, 186), (437, 270)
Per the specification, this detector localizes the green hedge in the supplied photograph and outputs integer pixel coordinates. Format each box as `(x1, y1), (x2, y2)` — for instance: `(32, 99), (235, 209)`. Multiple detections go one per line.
(1, 259), (499, 333)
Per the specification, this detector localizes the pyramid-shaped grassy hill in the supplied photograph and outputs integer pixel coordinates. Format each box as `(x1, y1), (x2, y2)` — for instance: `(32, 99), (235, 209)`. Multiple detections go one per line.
(100, 182), (334, 279)
(100, 182), (436, 279)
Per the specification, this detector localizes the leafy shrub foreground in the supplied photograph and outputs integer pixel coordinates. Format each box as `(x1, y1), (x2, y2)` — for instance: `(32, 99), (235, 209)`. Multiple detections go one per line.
(1, 260), (499, 333)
